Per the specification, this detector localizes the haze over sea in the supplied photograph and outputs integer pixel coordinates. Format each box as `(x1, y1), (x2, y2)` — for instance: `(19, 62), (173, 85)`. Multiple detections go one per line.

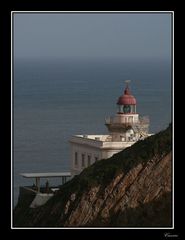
(13, 57), (171, 205)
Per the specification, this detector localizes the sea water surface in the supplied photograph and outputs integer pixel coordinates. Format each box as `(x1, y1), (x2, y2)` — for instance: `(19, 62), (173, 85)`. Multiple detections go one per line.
(13, 58), (172, 206)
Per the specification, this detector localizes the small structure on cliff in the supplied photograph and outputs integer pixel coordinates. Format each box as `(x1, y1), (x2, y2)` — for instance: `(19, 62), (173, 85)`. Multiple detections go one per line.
(70, 81), (151, 176)
(19, 172), (71, 208)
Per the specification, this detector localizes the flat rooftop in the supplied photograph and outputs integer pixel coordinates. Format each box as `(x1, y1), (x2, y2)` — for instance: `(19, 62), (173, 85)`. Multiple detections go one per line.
(20, 172), (71, 178)
(75, 134), (111, 141)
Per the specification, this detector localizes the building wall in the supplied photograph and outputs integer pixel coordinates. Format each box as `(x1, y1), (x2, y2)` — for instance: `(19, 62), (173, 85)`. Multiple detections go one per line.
(101, 149), (122, 159)
(70, 142), (101, 176)
(70, 137), (134, 176)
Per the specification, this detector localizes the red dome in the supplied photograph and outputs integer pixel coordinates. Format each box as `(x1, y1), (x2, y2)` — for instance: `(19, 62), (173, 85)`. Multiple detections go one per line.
(117, 86), (136, 105)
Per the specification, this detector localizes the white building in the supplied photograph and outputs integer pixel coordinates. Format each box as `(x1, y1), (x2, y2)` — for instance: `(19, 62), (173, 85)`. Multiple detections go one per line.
(70, 82), (150, 176)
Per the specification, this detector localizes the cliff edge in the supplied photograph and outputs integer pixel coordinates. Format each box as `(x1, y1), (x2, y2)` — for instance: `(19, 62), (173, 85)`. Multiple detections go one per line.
(14, 124), (172, 227)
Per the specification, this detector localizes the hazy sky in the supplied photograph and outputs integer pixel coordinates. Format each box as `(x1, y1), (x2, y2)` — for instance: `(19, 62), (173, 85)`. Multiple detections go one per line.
(13, 13), (172, 60)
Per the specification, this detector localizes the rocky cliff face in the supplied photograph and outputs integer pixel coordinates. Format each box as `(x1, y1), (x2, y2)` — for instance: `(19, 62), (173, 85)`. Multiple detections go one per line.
(14, 124), (172, 227)
(64, 152), (171, 227)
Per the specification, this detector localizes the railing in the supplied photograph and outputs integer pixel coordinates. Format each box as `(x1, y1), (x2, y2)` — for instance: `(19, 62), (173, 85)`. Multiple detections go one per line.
(105, 117), (134, 126)
(105, 117), (114, 124)
(21, 185), (60, 194)
(105, 115), (149, 125)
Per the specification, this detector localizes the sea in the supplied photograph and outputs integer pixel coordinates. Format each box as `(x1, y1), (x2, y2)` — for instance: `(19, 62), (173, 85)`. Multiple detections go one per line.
(13, 57), (172, 206)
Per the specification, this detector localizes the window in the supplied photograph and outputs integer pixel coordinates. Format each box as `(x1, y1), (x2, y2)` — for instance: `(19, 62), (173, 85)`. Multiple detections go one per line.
(82, 154), (85, 167)
(124, 105), (132, 113)
(75, 152), (78, 166)
(95, 156), (98, 162)
(87, 155), (91, 166)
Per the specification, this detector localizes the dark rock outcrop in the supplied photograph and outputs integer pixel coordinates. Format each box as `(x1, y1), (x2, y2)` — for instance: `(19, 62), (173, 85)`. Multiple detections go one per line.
(14, 124), (172, 227)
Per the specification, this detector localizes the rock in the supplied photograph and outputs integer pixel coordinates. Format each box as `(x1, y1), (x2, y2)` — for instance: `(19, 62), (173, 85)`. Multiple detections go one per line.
(14, 124), (172, 227)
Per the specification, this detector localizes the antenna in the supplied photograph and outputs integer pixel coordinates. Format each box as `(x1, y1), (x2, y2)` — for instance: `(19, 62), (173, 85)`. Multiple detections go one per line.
(125, 80), (131, 87)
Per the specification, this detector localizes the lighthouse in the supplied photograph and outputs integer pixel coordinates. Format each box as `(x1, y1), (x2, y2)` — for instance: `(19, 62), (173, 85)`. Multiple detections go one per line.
(105, 81), (149, 142)
(70, 81), (151, 176)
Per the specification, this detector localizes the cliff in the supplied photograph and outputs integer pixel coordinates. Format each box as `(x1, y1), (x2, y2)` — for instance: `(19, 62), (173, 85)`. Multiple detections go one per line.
(14, 124), (172, 227)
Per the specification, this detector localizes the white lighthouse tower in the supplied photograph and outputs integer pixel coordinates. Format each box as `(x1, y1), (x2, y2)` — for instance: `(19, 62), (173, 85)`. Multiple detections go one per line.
(70, 81), (151, 176)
